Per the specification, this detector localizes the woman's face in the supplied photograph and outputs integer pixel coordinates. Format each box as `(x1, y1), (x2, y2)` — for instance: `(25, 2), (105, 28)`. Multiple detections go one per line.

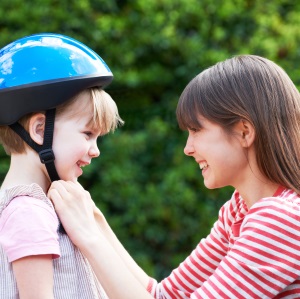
(183, 117), (249, 190)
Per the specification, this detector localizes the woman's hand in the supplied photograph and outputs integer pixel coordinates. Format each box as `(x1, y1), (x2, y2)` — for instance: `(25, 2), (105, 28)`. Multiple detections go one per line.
(49, 181), (153, 299)
(48, 180), (101, 246)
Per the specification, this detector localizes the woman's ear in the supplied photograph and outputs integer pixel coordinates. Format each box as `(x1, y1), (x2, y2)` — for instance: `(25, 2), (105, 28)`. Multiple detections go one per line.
(28, 113), (46, 145)
(235, 119), (255, 148)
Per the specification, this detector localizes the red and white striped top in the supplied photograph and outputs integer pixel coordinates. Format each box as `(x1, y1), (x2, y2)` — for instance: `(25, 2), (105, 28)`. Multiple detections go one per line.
(147, 187), (300, 298)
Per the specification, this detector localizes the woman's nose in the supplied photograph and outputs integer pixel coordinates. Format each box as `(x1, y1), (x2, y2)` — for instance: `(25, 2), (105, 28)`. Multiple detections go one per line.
(183, 135), (194, 156)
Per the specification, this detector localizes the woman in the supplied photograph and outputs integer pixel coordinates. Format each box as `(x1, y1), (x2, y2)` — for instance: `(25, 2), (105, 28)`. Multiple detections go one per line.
(49, 55), (300, 299)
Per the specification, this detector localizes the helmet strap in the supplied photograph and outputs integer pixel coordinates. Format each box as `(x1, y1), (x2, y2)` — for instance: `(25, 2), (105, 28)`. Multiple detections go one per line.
(9, 109), (60, 182)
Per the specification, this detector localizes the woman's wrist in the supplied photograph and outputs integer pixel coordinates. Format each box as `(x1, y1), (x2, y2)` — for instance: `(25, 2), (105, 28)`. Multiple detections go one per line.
(94, 207), (110, 232)
(79, 230), (107, 257)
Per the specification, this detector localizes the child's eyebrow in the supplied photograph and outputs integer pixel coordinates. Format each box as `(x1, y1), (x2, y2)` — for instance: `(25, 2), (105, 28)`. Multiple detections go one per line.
(86, 123), (102, 135)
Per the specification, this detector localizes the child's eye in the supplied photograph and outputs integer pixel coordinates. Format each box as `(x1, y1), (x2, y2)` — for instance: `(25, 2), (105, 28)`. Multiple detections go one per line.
(84, 131), (92, 137)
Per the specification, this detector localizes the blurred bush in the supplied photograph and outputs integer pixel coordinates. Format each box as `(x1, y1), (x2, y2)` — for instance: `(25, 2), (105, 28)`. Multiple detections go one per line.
(0, 0), (300, 279)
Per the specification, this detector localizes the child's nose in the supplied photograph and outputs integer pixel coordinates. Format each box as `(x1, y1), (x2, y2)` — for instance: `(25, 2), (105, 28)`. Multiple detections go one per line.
(89, 142), (100, 158)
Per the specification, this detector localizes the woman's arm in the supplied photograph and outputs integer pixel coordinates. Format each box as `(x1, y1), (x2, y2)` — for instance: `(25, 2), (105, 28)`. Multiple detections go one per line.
(48, 181), (236, 299)
(48, 180), (153, 299)
(81, 229), (154, 299)
(93, 205), (151, 287)
(12, 255), (54, 299)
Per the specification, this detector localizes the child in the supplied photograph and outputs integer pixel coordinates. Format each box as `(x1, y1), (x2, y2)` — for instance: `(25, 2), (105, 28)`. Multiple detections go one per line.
(49, 55), (300, 299)
(0, 33), (123, 298)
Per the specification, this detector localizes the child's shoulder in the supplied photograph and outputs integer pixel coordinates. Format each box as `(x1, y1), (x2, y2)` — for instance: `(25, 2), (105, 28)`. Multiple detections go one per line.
(0, 184), (58, 234)
(0, 183), (53, 213)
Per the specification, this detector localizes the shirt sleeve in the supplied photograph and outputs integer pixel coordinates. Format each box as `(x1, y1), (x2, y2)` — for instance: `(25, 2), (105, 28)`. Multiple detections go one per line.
(0, 196), (60, 262)
(148, 197), (300, 299)
(147, 201), (231, 298)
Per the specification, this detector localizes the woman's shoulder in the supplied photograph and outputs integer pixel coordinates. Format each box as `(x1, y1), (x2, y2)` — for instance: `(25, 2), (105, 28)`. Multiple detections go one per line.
(246, 187), (300, 227)
(253, 187), (300, 210)
(239, 188), (300, 242)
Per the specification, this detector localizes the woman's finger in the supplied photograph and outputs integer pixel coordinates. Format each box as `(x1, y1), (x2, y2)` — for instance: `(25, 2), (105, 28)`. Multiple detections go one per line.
(48, 188), (66, 211)
(59, 180), (85, 193)
(48, 181), (75, 201)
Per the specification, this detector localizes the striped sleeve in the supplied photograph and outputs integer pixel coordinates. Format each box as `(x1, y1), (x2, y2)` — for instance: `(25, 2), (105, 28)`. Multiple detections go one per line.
(148, 199), (234, 298)
(148, 193), (300, 298)
(193, 197), (300, 298)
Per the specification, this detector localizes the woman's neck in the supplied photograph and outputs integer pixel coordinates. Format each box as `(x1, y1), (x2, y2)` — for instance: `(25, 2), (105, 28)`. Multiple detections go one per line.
(237, 179), (280, 208)
(233, 145), (281, 208)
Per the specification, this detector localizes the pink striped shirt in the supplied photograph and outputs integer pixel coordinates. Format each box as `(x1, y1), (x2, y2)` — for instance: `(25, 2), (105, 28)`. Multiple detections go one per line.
(148, 187), (300, 298)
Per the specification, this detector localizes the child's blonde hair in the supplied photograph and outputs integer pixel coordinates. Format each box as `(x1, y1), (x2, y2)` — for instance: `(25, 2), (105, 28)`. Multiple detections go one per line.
(0, 87), (123, 155)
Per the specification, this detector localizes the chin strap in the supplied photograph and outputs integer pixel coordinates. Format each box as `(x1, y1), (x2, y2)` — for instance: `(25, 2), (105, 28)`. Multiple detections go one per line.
(9, 109), (60, 182)
(9, 108), (65, 233)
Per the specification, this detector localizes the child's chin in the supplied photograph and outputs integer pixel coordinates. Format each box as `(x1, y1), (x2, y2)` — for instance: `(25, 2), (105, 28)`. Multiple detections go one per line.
(60, 175), (78, 183)
(70, 177), (79, 183)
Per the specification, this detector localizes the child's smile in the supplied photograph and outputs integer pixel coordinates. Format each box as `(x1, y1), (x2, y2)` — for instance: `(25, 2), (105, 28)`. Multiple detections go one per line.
(52, 94), (101, 182)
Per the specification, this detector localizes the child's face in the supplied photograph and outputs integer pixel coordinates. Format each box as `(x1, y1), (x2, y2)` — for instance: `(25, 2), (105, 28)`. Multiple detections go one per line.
(51, 93), (101, 182)
(183, 117), (249, 190)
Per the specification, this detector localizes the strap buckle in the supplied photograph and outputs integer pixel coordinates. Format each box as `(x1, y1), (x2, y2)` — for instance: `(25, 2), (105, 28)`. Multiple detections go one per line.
(39, 149), (55, 164)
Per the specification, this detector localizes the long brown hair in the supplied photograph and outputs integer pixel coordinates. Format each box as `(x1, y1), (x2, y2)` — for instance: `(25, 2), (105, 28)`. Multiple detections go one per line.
(177, 55), (300, 193)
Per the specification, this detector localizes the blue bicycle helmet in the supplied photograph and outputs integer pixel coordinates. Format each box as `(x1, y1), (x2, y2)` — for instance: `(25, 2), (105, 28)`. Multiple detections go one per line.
(0, 33), (113, 125)
(0, 33), (114, 182)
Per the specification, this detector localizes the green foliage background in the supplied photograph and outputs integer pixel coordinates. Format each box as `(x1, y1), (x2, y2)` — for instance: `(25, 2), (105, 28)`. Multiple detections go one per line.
(1, 0), (300, 280)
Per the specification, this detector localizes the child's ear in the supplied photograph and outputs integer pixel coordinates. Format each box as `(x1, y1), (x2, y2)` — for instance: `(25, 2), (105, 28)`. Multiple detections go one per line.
(235, 119), (255, 148)
(28, 113), (46, 145)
